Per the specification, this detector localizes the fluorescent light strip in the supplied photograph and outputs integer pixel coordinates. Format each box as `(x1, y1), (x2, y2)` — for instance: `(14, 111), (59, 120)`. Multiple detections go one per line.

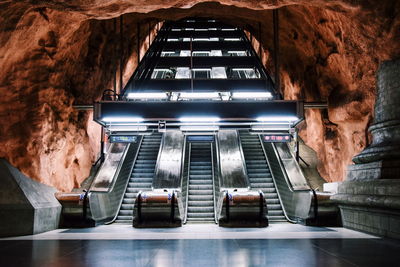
(179, 92), (219, 99)
(256, 116), (299, 122)
(109, 126), (148, 131)
(232, 92), (273, 99)
(179, 117), (220, 122)
(251, 125), (290, 131)
(103, 117), (144, 123)
(127, 92), (168, 100)
(180, 126), (219, 131)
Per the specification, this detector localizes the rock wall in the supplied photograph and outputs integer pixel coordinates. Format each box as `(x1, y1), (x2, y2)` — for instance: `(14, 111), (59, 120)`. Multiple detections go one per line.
(0, 1), (399, 191)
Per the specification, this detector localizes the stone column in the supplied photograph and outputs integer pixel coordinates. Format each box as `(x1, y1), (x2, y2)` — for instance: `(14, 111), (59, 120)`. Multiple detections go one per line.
(332, 59), (400, 239)
(348, 59), (400, 180)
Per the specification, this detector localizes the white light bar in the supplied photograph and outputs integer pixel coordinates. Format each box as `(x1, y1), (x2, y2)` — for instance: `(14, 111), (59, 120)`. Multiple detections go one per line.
(225, 38), (241, 41)
(103, 117), (144, 123)
(127, 92), (168, 100)
(109, 125), (148, 131)
(251, 125), (290, 131)
(179, 117), (220, 122)
(179, 92), (220, 99)
(232, 92), (273, 99)
(256, 116), (299, 122)
(180, 125), (219, 131)
(232, 68), (254, 71)
(221, 28), (236, 31)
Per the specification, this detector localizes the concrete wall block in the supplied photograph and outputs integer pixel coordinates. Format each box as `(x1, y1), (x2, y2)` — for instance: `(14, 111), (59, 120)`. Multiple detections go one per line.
(0, 159), (61, 237)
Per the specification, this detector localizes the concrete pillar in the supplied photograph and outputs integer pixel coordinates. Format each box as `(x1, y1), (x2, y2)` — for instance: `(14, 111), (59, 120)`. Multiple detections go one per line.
(332, 59), (400, 238)
(348, 59), (400, 180)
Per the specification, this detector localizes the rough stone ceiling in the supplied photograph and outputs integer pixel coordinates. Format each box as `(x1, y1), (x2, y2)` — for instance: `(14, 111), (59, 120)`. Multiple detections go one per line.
(0, 0), (399, 191)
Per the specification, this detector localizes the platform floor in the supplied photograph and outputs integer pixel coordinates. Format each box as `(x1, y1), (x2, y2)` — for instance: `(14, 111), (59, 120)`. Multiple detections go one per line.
(1, 224), (400, 266)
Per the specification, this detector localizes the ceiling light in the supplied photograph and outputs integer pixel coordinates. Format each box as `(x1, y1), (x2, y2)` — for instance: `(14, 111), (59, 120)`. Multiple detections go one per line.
(179, 92), (220, 99)
(256, 116), (299, 122)
(103, 117), (144, 123)
(231, 92), (273, 99)
(179, 116), (220, 122)
(180, 126), (219, 131)
(127, 92), (168, 100)
(109, 126), (148, 131)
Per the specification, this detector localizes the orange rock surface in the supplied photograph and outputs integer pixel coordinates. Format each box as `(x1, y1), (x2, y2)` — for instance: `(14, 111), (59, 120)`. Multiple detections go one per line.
(0, 1), (399, 191)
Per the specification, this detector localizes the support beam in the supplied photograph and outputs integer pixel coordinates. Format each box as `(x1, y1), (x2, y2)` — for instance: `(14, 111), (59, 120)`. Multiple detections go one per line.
(273, 9), (280, 98)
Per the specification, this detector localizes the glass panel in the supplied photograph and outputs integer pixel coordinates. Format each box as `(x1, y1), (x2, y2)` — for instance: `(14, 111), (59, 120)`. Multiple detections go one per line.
(176, 67), (191, 79)
(210, 50), (223, 56)
(180, 50), (191, 57)
(193, 51), (210, 57)
(211, 67), (227, 79)
(193, 69), (210, 79)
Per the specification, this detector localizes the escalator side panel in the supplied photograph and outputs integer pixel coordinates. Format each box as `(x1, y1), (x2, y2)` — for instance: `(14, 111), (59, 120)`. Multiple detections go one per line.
(217, 130), (249, 189)
(88, 138), (143, 224)
(114, 133), (163, 223)
(239, 131), (286, 222)
(153, 131), (185, 189)
(262, 142), (312, 221)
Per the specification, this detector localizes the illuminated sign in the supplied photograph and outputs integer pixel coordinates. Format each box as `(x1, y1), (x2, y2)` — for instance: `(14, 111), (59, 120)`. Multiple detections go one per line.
(262, 134), (291, 142)
(109, 136), (138, 143)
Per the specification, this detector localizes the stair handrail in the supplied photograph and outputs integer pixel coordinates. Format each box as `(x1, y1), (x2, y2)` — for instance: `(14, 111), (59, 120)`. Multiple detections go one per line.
(104, 136), (144, 224)
(210, 142), (218, 224)
(257, 135), (296, 223)
(183, 143), (191, 224)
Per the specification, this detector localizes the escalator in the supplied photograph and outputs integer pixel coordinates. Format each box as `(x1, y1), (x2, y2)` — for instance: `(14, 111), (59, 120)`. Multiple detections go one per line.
(186, 143), (215, 223)
(114, 133), (162, 223)
(239, 131), (286, 222)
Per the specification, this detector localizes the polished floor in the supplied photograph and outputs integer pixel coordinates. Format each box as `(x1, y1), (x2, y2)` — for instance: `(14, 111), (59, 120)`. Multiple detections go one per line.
(1, 224), (400, 267)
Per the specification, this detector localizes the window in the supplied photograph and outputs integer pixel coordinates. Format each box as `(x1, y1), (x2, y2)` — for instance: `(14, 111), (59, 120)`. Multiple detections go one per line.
(161, 51), (177, 57)
(180, 50), (191, 57)
(192, 51), (210, 57)
(227, 51), (247, 56)
(175, 67), (191, 79)
(192, 69), (211, 79)
(210, 50), (223, 56)
(151, 69), (175, 79)
(231, 68), (260, 79)
(211, 67), (227, 79)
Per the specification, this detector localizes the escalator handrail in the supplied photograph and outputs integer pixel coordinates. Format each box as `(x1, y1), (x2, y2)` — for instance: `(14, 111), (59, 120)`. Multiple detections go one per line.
(237, 131), (251, 189)
(183, 142), (192, 224)
(213, 137), (222, 224)
(210, 142), (218, 224)
(257, 135), (296, 223)
(106, 137), (144, 224)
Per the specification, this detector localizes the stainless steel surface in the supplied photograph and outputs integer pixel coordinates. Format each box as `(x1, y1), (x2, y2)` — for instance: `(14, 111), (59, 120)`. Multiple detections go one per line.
(210, 142), (218, 224)
(88, 137), (143, 223)
(72, 104), (94, 110)
(262, 140), (312, 221)
(217, 130), (249, 189)
(133, 190), (182, 227)
(274, 143), (310, 191)
(304, 102), (328, 109)
(91, 143), (128, 192)
(153, 131), (185, 189)
(182, 141), (191, 224)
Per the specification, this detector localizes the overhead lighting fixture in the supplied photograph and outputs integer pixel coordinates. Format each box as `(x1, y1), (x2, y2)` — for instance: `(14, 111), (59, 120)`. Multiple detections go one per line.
(225, 38), (240, 41)
(103, 117), (144, 123)
(179, 116), (220, 122)
(256, 116), (299, 122)
(251, 125), (290, 131)
(180, 125), (219, 131)
(179, 92), (220, 99)
(109, 125), (148, 132)
(231, 92), (273, 99)
(127, 92), (168, 100)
